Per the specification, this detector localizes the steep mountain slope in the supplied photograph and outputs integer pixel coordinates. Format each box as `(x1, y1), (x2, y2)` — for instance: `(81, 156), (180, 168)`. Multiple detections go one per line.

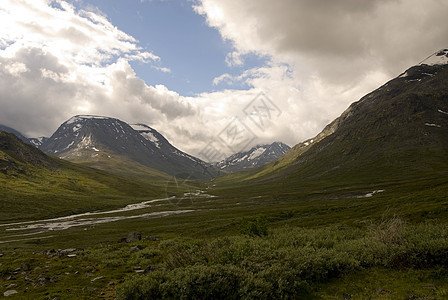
(0, 124), (31, 144)
(0, 130), (162, 221)
(217, 50), (448, 187)
(216, 142), (290, 172)
(40, 115), (217, 179)
(131, 123), (218, 177)
(0, 124), (48, 147)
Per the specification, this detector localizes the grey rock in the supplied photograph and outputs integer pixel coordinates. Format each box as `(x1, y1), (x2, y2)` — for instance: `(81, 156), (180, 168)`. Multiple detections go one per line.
(130, 245), (144, 252)
(4, 290), (18, 297)
(91, 276), (104, 282)
(21, 263), (31, 271)
(33, 274), (53, 287)
(57, 248), (78, 257)
(144, 265), (165, 274)
(126, 232), (141, 243)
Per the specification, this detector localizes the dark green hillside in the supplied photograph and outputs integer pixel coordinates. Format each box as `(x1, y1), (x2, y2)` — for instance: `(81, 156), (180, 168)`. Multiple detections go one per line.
(216, 64), (448, 190)
(0, 130), (164, 221)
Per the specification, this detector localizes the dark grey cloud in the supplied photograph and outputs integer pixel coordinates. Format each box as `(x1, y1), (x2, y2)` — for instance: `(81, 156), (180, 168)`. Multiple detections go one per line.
(197, 0), (448, 82)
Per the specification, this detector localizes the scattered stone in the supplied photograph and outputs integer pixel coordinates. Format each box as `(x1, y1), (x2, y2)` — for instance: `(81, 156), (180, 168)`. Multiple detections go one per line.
(376, 288), (391, 294)
(108, 281), (115, 286)
(144, 265), (165, 274)
(33, 274), (53, 287)
(0, 253), (3, 257)
(91, 276), (105, 282)
(74, 271), (80, 275)
(134, 270), (145, 274)
(7, 284), (17, 289)
(126, 232), (142, 243)
(4, 290), (18, 297)
(6, 275), (15, 281)
(57, 248), (79, 257)
(45, 249), (56, 256)
(145, 236), (159, 241)
(67, 254), (77, 258)
(130, 245), (144, 252)
(133, 266), (142, 270)
(24, 277), (33, 283)
(21, 263), (31, 271)
(14, 267), (21, 272)
(423, 284), (437, 290)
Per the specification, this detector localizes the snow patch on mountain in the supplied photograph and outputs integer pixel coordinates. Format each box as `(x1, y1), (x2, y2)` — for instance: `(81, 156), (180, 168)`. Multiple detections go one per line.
(141, 132), (160, 148)
(425, 123), (441, 128)
(73, 124), (82, 132)
(438, 109), (448, 115)
(249, 147), (266, 160)
(130, 124), (151, 131)
(65, 115), (111, 125)
(419, 49), (448, 66)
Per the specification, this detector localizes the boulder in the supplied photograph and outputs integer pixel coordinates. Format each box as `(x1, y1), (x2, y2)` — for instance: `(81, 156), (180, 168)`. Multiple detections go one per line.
(126, 232), (141, 243)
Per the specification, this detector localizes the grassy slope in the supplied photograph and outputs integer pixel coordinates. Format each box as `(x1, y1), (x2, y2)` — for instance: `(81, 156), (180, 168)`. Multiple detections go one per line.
(0, 131), (167, 222)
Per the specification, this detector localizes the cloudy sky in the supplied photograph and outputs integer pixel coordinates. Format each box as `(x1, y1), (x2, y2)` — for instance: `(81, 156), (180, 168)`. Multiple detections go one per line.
(1, 0), (447, 161)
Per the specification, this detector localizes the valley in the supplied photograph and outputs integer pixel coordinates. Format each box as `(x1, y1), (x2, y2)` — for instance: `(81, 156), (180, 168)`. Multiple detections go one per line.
(1, 50), (448, 299)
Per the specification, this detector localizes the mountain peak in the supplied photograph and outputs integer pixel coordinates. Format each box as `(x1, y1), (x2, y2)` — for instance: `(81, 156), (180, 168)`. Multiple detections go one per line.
(216, 142), (291, 172)
(419, 48), (448, 66)
(65, 115), (113, 125)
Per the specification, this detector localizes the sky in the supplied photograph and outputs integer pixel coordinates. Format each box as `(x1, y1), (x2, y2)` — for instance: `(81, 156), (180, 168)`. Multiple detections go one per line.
(1, 0), (448, 161)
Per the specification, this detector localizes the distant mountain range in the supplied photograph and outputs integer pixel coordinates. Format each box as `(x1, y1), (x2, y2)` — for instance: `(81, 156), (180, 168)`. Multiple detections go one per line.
(216, 142), (290, 172)
(1, 116), (292, 179)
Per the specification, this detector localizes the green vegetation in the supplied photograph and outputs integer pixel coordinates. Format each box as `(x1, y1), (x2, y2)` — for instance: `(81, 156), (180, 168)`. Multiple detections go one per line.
(2, 217), (447, 299)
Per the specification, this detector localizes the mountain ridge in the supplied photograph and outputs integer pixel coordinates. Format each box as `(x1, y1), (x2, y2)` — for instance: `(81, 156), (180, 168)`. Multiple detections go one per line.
(39, 115), (218, 179)
(216, 142), (290, 172)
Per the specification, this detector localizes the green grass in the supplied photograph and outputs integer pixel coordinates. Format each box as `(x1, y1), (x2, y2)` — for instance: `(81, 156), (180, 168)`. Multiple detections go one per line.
(3, 217), (447, 299)
(0, 173), (447, 298)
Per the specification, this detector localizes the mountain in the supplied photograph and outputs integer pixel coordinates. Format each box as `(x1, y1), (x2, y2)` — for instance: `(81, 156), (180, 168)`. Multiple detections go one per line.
(0, 124), (48, 147)
(216, 142), (290, 172)
(40, 115), (217, 179)
(0, 124), (31, 144)
(217, 49), (448, 188)
(0, 130), (162, 221)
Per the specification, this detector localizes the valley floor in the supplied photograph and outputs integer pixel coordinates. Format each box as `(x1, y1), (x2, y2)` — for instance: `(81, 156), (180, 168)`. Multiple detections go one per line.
(1, 175), (448, 299)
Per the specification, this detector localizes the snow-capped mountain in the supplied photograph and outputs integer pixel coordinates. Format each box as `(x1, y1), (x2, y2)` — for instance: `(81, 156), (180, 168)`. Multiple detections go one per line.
(40, 115), (218, 179)
(216, 142), (290, 172)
